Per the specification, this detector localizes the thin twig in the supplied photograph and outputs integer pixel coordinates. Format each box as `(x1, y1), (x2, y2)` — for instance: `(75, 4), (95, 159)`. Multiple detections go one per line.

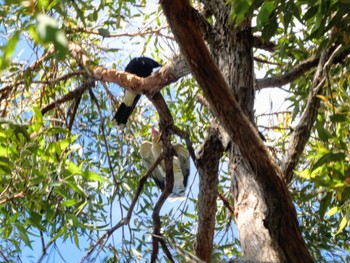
(79, 154), (164, 263)
(0, 190), (25, 205)
(72, 26), (175, 40)
(217, 191), (234, 216)
(41, 79), (94, 115)
(88, 88), (118, 186)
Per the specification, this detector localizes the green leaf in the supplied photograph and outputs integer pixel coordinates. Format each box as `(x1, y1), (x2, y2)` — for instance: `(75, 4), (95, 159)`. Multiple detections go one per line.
(336, 209), (350, 234)
(35, 14), (68, 59)
(261, 16), (278, 41)
(326, 206), (339, 217)
(82, 170), (108, 182)
(98, 28), (110, 37)
(66, 214), (85, 228)
(73, 228), (80, 248)
(15, 222), (32, 248)
(257, 1), (274, 29)
(312, 152), (345, 171)
(319, 192), (332, 218)
(0, 31), (20, 71)
(330, 113), (347, 123)
(67, 161), (83, 175)
(62, 199), (78, 207)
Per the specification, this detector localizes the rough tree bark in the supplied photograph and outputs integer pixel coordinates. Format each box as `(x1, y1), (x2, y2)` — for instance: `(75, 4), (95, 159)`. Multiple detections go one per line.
(161, 0), (313, 262)
(195, 124), (224, 262)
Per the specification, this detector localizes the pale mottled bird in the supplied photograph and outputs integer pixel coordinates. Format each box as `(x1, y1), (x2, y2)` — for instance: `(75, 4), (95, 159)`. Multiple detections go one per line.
(140, 128), (190, 197)
(113, 57), (161, 129)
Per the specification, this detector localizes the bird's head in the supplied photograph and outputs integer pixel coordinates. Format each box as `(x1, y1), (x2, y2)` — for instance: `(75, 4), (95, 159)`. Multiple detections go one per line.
(151, 128), (161, 143)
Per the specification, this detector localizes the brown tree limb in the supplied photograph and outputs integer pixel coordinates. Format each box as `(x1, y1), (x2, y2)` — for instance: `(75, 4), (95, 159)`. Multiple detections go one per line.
(72, 26), (170, 39)
(256, 48), (349, 89)
(67, 95), (82, 132)
(0, 190), (25, 205)
(282, 45), (344, 183)
(40, 79), (94, 115)
(160, 0), (313, 261)
(256, 55), (319, 89)
(195, 124), (224, 262)
(148, 92), (175, 263)
(68, 41), (190, 96)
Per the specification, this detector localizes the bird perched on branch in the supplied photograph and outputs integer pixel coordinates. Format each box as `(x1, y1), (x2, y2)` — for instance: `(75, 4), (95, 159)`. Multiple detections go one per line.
(140, 128), (190, 197)
(113, 57), (161, 129)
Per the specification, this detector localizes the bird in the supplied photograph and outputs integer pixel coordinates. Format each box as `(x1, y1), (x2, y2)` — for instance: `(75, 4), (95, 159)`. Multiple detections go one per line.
(113, 57), (161, 129)
(140, 128), (190, 198)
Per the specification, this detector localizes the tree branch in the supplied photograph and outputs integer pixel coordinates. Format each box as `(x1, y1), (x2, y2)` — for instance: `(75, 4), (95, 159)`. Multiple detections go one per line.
(148, 92), (175, 263)
(41, 79), (94, 115)
(68, 41), (190, 96)
(79, 154), (164, 263)
(282, 45), (344, 183)
(256, 48), (349, 89)
(256, 55), (319, 89)
(195, 124), (224, 261)
(253, 36), (276, 52)
(71, 26), (172, 39)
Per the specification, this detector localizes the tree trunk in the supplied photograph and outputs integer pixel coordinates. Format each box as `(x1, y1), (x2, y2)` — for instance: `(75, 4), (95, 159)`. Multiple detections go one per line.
(161, 0), (313, 262)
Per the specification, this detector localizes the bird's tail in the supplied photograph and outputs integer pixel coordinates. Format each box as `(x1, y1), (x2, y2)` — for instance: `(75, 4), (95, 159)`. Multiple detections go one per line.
(113, 94), (141, 128)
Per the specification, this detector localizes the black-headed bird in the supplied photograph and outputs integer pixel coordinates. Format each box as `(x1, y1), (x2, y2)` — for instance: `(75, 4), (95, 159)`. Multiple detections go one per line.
(113, 57), (161, 129)
(140, 128), (190, 198)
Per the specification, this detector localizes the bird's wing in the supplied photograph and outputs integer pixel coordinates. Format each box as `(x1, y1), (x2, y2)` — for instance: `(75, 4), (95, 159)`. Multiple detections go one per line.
(171, 157), (186, 196)
(140, 141), (165, 190)
(113, 92), (141, 128)
(173, 144), (190, 188)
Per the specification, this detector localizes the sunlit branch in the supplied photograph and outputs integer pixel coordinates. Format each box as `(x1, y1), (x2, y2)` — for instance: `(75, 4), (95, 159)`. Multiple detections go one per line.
(72, 26), (175, 40)
(0, 190), (25, 205)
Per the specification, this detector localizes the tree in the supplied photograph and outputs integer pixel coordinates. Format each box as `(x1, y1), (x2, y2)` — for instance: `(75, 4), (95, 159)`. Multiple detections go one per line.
(0, 0), (349, 262)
